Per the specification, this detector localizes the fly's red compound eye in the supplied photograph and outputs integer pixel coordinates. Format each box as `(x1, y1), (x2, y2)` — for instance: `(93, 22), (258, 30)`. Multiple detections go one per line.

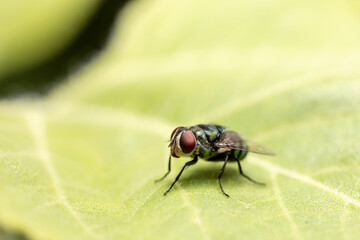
(180, 130), (196, 153)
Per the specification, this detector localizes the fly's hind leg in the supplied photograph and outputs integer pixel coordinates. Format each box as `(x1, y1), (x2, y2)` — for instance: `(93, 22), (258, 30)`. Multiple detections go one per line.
(218, 155), (230, 197)
(236, 159), (265, 185)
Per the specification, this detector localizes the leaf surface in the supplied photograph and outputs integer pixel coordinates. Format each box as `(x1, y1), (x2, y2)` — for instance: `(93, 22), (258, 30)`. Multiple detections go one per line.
(1, 0), (360, 239)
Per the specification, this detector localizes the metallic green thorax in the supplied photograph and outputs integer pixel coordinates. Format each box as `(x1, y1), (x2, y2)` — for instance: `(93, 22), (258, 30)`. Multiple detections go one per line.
(189, 124), (247, 161)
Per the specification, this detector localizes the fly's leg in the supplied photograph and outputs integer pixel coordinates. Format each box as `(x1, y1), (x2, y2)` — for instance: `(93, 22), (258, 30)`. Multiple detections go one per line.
(236, 159), (265, 185)
(155, 154), (172, 182)
(218, 155), (230, 197)
(163, 157), (198, 196)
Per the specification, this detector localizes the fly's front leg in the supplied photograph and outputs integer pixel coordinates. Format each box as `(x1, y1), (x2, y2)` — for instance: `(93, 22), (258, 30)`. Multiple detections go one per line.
(155, 153), (172, 182)
(236, 159), (265, 185)
(218, 155), (230, 197)
(163, 156), (198, 196)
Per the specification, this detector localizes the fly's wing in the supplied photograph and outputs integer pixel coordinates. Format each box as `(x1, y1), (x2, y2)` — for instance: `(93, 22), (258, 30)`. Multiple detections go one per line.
(214, 131), (276, 155)
(242, 138), (276, 155)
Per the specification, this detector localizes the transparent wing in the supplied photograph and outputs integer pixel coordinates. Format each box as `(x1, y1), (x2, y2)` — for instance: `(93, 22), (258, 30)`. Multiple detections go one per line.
(242, 138), (276, 155)
(214, 132), (275, 155)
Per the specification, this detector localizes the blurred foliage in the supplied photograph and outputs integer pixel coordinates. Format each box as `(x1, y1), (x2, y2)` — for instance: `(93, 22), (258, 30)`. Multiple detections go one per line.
(0, 0), (360, 239)
(0, 0), (101, 80)
(0, 226), (28, 240)
(0, 0), (129, 97)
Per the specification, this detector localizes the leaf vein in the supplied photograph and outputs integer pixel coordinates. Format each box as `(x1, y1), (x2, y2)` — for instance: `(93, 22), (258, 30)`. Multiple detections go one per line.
(340, 202), (350, 239)
(178, 185), (210, 240)
(197, 68), (360, 123)
(271, 173), (302, 240)
(250, 157), (360, 208)
(25, 110), (98, 238)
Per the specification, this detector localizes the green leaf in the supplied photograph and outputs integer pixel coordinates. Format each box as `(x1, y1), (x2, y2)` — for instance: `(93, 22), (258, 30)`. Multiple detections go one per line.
(1, 0), (360, 239)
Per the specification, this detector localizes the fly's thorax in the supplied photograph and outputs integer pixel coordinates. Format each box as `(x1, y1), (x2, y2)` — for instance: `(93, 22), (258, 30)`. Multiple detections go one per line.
(188, 124), (227, 159)
(190, 124), (225, 144)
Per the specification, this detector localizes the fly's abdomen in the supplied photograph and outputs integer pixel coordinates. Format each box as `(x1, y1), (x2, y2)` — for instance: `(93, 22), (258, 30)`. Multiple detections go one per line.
(207, 149), (247, 161)
(234, 149), (248, 160)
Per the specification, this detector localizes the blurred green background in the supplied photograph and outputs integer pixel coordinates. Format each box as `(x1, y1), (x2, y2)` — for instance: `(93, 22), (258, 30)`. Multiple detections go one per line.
(0, 0), (128, 96)
(1, 0), (360, 239)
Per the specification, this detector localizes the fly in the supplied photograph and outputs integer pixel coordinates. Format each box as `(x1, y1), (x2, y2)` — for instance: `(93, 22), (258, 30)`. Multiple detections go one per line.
(155, 124), (275, 197)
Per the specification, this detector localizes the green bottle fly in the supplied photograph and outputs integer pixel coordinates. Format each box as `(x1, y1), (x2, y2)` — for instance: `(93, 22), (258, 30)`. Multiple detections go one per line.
(156, 124), (275, 197)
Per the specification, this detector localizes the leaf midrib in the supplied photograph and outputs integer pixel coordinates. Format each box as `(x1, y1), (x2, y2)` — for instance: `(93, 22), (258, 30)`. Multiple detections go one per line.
(24, 110), (98, 239)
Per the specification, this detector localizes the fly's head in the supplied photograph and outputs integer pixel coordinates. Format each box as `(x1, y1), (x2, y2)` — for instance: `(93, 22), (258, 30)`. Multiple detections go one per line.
(168, 126), (197, 158)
